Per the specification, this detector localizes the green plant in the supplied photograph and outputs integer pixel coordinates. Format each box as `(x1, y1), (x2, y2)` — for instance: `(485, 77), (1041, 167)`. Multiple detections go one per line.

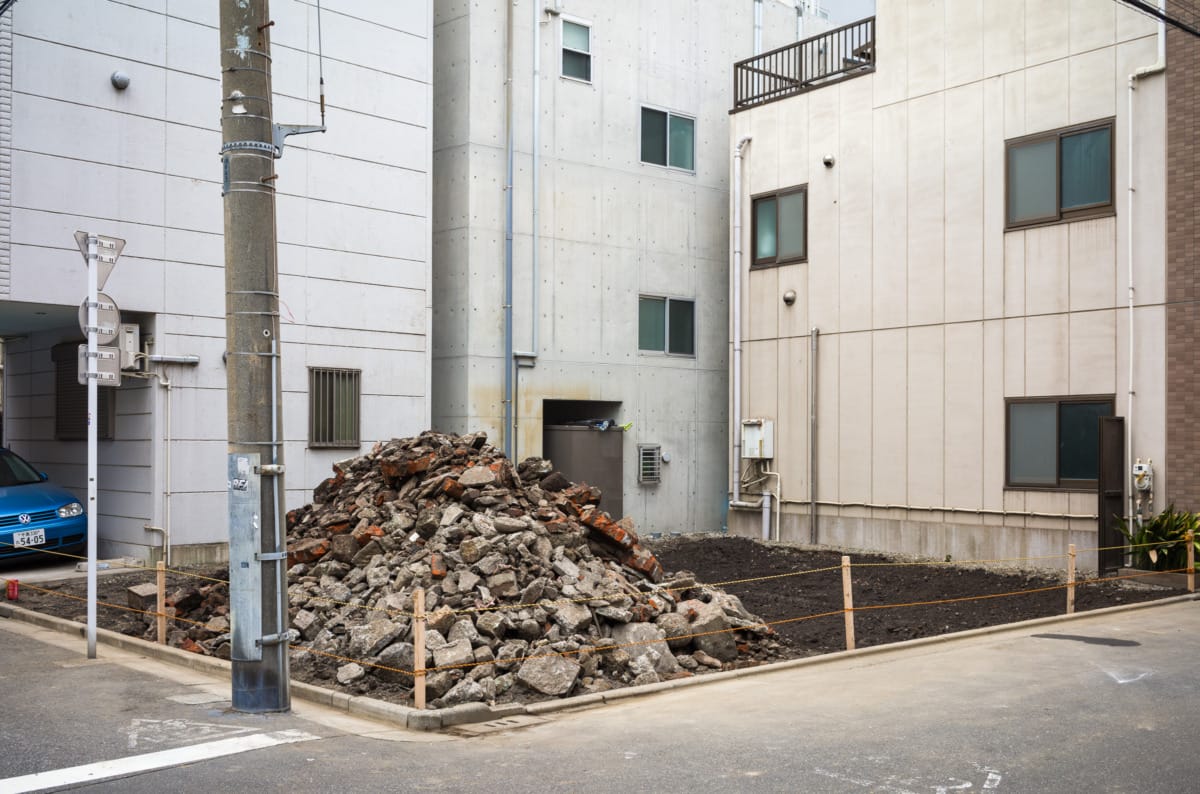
(1116, 504), (1200, 571)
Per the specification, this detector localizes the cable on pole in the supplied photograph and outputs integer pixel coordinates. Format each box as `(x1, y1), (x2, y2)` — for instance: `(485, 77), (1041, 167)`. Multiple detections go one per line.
(1116, 0), (1200, 37)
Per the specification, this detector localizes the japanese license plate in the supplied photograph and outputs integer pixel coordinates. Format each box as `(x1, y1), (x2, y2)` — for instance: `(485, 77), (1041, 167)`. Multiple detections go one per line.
(13, 529), (46, 547)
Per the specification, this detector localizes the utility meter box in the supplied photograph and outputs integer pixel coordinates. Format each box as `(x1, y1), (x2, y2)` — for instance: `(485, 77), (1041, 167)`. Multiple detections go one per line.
(741, 419), (775, 459)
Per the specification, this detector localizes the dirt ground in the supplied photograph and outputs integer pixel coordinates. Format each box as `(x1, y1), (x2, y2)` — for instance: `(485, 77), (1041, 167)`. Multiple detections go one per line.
(3, 535), (1183, 686)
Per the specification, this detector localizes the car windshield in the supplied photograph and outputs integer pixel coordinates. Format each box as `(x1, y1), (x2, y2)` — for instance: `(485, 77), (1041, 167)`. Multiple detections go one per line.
(0, 450), (43, 487)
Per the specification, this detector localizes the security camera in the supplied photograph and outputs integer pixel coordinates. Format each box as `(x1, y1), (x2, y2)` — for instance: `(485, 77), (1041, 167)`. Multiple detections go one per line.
(822, 154), (835, 168)
(782, 289), (797, 306)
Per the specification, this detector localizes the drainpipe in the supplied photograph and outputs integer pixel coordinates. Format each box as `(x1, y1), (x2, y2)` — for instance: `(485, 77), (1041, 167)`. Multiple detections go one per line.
(809, 327), (818, 544)
(731, 136), (752, 507)
(1126, 5), (1166, 526)
(753, 0), (763, 54)
(137, 354), (198, 566)
(526, 0), (542, 359)
(503, 0), (516, 460)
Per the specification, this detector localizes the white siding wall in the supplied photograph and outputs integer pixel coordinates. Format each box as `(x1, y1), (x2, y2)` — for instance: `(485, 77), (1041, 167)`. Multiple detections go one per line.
(0, 1), (432, 561)
(730, 0), (1165, 570)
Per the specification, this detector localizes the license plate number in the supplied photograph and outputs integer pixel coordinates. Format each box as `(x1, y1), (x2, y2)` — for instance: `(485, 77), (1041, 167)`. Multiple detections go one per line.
(13, 529), (46, 547)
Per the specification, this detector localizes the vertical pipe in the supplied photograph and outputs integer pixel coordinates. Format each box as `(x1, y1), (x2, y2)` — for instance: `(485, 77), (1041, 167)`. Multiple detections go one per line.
(503, 0), (516, 460)
(1126, 4), (1166, 528)
(1067, 543), (1076, 614)
(753, 0), (763, 55)
(761, 489), (771, 541)
(731, 137), (752, 504)
(809, 327), (819, 544)
(530, 0), (541, 357)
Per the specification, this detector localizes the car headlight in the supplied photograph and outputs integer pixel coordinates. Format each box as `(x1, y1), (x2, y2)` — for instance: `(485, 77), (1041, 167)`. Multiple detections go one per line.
(58, 502), (84, 518)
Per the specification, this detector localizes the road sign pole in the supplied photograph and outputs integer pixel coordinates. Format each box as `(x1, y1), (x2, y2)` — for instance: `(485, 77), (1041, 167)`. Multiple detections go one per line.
(86, 233), (98, 659)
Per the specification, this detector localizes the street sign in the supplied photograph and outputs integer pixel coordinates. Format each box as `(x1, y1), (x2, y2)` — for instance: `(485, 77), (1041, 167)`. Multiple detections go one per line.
(74, 231), (125, 291)
(78, 292), (120, 345)
(77, 345), (122, 387)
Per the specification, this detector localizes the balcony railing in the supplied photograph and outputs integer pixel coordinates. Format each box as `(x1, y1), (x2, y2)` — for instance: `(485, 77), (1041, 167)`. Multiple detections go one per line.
(733, 17), (875, 111)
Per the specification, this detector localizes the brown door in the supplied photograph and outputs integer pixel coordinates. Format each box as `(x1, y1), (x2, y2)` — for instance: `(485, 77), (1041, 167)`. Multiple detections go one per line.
(1097, 416), (1125, 574)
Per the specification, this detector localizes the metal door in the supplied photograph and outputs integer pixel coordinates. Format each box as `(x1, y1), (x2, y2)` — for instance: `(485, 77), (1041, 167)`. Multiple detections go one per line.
(1097, 416), (1125, 574)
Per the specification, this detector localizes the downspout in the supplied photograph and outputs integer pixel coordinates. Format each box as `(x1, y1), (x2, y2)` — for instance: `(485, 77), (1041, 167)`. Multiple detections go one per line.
(139, 354), (199, 566)
(503, 0), (516, 460)
(527, 0), (542, 358)
(753, 0), (763, 54)
(731, 136), (752, 506)
(1126, 6), (1166, 527)
(809, 327), (819, 543)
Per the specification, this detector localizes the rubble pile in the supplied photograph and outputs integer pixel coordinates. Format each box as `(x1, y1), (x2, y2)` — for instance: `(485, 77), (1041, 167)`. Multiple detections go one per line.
(161, 431), (786, 708)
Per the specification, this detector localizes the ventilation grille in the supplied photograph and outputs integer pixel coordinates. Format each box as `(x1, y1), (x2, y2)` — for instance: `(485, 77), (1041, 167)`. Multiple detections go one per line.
(309, 367), (361, 448)
(637, 444), (661, 484)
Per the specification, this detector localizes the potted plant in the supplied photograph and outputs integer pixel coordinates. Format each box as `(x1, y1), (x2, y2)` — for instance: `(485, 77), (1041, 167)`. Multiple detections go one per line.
(1117, 505), (1200, 571)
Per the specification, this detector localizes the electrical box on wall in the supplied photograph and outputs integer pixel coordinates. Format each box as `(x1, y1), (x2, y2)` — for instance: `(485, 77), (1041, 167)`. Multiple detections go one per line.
(741, 419), (774, 459)
(118, 323), (141, 370)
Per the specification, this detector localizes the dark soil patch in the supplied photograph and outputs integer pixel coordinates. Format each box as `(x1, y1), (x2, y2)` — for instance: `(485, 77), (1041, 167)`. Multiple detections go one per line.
(650, 536), (1183, 655)
(4, 535), (1182, 693)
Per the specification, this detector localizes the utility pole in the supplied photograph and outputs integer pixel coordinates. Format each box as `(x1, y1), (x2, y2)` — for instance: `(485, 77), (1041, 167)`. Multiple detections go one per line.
(220, 0), (289, 712)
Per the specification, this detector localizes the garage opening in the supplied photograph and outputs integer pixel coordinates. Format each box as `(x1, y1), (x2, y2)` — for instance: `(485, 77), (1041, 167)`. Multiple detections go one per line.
(541, 400), (625, 519)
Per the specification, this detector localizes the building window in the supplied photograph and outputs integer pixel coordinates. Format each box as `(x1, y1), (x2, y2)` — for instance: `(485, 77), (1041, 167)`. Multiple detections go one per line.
(753, 186), (808, 266)
(640, 107), (695, 171)
(52, 343), (114, 441)
(1006, 396), (1114, 489)
(561, 20), (591, 81)
(1006, 120), (1114, 229)
(638, 296), (695, 356)
(638, 444), (662, 484)
(309, 367), (361, 449)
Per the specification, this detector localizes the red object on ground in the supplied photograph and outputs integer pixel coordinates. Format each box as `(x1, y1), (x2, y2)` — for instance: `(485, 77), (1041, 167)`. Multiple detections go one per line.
(6, 579), (18, 601)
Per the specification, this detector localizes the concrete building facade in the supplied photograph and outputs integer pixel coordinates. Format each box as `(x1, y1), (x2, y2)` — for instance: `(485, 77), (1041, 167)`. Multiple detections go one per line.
(727, 0), (1195, 571)
(0, 1), (433, 563)
(431, 0), (819, 534)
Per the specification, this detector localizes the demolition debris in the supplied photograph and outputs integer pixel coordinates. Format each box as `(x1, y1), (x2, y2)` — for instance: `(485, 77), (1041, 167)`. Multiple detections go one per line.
(149, 431), (786, 708)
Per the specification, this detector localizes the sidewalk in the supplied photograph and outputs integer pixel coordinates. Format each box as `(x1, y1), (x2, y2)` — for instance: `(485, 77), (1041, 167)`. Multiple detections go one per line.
(3, 595), (1199, 792)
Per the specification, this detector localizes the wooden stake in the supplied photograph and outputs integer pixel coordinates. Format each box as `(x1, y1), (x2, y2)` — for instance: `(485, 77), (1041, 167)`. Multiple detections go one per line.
(156, 560), (167, 644)
(413, 587), (426, 710)
(841, 555), (855, 651)
(1187, 530), (1195, 594)
(1066, 544), (1076, 615)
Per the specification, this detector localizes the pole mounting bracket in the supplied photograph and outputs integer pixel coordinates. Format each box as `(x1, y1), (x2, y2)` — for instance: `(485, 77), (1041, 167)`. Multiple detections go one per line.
(272, 124), (326, 158)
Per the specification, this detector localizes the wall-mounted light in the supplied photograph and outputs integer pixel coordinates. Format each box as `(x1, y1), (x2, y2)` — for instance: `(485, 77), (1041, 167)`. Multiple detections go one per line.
(110, 71), (131, 90)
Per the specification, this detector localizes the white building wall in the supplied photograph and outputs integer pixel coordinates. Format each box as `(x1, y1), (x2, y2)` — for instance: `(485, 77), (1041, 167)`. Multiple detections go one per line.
(729, 0), (1165, 570)
(0, 0), (433, 562)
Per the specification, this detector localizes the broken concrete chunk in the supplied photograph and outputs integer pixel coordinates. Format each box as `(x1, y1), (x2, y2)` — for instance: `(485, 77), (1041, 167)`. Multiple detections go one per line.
(516, 654), (581, 696)
(458, 466), (497, 487)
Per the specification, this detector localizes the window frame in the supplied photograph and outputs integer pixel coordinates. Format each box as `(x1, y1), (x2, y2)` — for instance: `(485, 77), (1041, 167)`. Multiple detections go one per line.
(637, 444), (662, 484)
(751, 184), (809, 267)
(308, 366), (362, 449)
(1005, 118), (1115, 231)
(560, 17), (592, 83)
(639, 106), (696, 173)
(638, 295), (696, 358)
(1004, 394), (1115, 491)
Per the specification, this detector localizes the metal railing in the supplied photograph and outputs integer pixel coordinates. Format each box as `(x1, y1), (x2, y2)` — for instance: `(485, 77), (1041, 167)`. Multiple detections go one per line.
(733, 17), (875, 111)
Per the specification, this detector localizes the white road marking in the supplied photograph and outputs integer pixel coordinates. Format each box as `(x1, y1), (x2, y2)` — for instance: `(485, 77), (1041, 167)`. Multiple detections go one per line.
(1, 729), (319, 793)
(126, 718), (256, 750)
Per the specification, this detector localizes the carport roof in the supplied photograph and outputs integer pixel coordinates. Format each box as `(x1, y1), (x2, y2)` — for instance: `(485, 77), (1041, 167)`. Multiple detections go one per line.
(0, 301), (81, 338)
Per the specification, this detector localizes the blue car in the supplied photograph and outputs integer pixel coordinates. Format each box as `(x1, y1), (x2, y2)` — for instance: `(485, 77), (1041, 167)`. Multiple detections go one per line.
(0, 447), (87, 562)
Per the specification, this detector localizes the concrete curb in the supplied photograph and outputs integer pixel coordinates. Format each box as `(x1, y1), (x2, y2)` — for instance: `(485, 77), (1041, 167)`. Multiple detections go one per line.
(2, 593), (1196, 730)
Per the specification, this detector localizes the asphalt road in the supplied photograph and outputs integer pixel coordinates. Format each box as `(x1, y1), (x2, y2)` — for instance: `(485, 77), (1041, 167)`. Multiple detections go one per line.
(1, 598), (1198, 793)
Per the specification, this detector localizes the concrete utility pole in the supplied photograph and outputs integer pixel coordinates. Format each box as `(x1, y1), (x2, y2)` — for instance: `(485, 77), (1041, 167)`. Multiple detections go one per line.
(220, 0), (290, 712)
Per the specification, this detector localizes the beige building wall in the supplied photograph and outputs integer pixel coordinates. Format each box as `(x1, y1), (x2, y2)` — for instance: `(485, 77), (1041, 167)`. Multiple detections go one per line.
(729, 0), (1168, 571)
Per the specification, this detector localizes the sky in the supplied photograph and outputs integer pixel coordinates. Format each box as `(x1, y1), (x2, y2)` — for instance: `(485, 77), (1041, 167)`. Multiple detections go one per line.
(823, 0), (876, 24)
